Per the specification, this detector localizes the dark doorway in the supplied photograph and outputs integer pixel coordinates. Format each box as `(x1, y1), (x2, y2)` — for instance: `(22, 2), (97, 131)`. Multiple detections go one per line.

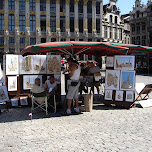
(41, 38), (46, 43)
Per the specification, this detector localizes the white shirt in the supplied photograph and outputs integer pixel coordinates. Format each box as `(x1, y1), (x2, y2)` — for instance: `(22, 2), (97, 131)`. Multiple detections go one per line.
(46, 80), (57, 91)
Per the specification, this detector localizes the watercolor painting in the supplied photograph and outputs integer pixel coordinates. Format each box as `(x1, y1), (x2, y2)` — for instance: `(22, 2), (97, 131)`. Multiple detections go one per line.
(104, 90), (113, 100)
(0, 86), (9, 103)
(105, 70), (120, 90)
(106, 56), (114, 68)
(8, 76), (17, 91)
(6, 55), (19, 75)
(120, 71), (135, 90)
(115, 90), (123, 101)
(114, 55), (135, 70)
(126, 91), (134, 102)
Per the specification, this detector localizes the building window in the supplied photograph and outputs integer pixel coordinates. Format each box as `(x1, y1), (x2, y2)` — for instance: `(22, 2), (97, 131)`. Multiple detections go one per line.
(0, 15), (4, 30)
(50, 0), (56, 13)
(115, 16), (117, 24)
(110, 15), (113, 23)
(19, 0), (25, 10)
(132, 24), (135, 32)
(136, 36), (140, 45)
(40, 15), (46, 31)
(51, 38), (56, 42)
(119, 29), (122, 40)
(50, 17), (56, 32)
(142, 35), (146, 46)
(60, 0), (65, 13)
(88, 18), (92, 33)
(142, 22), (146, 31)
(9, 0), (15, 10)
(30, 0), (35, 11)
(150, 17), (152, 27)
(60, 17), (65, 32)
(87, 0), (92, 13)
(30, 15), (36, 31)
(9, 15), (15, 31)
(88, 55), (92, 60)
(132, 37), (135, 44)
(136, 23), (140, 34)
(79, 18), (83, 33)
(40, 0), (46, 11)
(0, 37), (4, 44)
(19, 15), (25, 31)
(96, 18), (100, 33)
(110, 27), (112, 39)
(70, 17), (74, 32)
(30, 38), (36, 44)
(78, 0), (83, 13)
(0, 0), (4, 9)
(70, 0), (74, 13)
(137, 11), (139, 18)
(96, 2), (100, 14)
(20, 37), (25, 43)
(9, 37), (15, 43)
(114, 28), (117, 39)
(104, 26), (107, 38)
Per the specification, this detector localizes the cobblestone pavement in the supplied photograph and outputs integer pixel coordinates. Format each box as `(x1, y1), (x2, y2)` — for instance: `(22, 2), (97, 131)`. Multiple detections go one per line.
(0, 75), (152, 152)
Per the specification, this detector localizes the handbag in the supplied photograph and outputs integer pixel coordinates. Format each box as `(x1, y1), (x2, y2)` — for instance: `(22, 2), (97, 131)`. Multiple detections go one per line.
(71, 81), (79, 86)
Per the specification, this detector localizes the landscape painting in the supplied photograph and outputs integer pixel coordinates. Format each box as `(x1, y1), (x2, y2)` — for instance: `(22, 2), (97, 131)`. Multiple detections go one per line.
(106, 56), (114, 68)
(115, 90), (123, 101)
(6, 55), (19, 75)
(23, 75), (42, 90)
(0, 86), (9, 103)
(114, 55), (135, 70)
(120, 71), (135, 90)
(8, 76), (17, 91)
(33, 55), (47, 74)
(20, 55), (33, 74)
(104, 90), (113, 100)
(126, 91), (134, 102)
(47, 55), (61, 74)
(105, 70), (120, 90)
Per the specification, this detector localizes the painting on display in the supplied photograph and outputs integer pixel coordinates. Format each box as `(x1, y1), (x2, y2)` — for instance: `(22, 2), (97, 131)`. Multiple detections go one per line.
(8, 76), (17, 91)
(106, 56), (114, 68)
(23, 75), (42, 90)
(115, 90), (124, 101)
(104, 90), (113, 100)
(19, 55), (33, 74)
(47, 74), (61, 84)
(114, 56), (135, 70)
(20, 97), (28, 105)
(6, 55), (19, 75)
(105, 70), (120, 90)
(33, 55), (47, 74)
(0, 86), (9, 103)
(120, 71), (135, 90)
(0, 63), (3, 83)
(47, 55), (61, 74)
(126, 91), (134, 102)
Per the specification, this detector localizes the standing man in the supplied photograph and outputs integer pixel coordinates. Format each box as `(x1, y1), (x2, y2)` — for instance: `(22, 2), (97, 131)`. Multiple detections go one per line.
(65, 57), (81, 114)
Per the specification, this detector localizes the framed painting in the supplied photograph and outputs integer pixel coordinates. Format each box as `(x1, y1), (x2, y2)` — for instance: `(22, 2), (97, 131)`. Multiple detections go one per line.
(0, 86), (9, 103)
(19, 55), (33, 74)
(120, 71), (135, 90)
(33, 55), (47, 74)
(104, 90), (113, 100)
(126, 91), (134, 102)
(115, 90), (123, 101)
(47, 55), (61, 74)
(6, 55), (19, 75)
(23, 75), (42, 90)
(106, 56), (114, 68)
(114, 55), (135, 70)
(8, 76), (18, 91)
(20, 97), (28, 105)
(47, 74), (61, 84)
(11, 98), (18, 106)
(105, 70), (120, 90)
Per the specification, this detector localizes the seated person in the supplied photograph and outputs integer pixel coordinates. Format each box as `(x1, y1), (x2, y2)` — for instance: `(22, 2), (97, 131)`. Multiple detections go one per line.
(31, 78), (48, 105)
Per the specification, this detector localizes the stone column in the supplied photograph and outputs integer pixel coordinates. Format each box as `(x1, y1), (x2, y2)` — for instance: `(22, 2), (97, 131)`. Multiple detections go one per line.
(92, 1), (96, 41)
(65, 0), (70, 41)
(56, 0), (60, 41)
(100, 0), (103, 41)
(36, 0), (41, 44)
(25, 0), (30, 47)
(74, 0), (79, 41)
(4, 0), (9, 53)
(15, 0), (20, 54)
(46, 0), (51, 42)
(83, 0), (88, 41)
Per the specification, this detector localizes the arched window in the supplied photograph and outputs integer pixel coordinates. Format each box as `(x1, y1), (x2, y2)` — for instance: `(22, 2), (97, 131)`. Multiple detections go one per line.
(110, 15), (113, 23)
(115, 16), (117, 24)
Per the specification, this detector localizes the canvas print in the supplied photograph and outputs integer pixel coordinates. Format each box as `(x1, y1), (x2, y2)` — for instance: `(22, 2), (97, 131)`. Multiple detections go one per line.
(6, 55), (19, 75)
(47, 74), (61, 84)
(104, 90), (113, 100)
(11, 98), (18, 106)
(105, 70), (120, 90)
(47, 55), (61, 74)
(23, 75), (42, 90)
(106, 56), (114, 68)
(20, 97), (28, 105)
(114, 55), (135, 70)
(126, 91), (134, 102)
(20, 55), (33, 74)
(33, 55), (47, 74)
(120, 71), (135, 90)
(8, 76), (17, 91)
(115, 90), (123, 101)
(0, 86), (9, 103)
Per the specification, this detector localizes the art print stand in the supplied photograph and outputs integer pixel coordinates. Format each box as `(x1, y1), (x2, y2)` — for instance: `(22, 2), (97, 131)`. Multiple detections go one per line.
(103, 55), (136, 109)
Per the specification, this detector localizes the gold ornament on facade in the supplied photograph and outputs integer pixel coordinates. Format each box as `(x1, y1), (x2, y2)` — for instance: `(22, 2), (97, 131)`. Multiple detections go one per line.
(9, 10), (14, 14)
(83, 0), (88, 5)
(66, 0), (70, 4)
(0, 9), (4, 14)
(92, 1), (96, 5)
(30, 11), (35, 15)
(56, 0), (60, 4)
(74, 0), (79, 4)
(36, 0), (40, 2)
(40, 11), (46, 15)
(60, 12), (65, 16)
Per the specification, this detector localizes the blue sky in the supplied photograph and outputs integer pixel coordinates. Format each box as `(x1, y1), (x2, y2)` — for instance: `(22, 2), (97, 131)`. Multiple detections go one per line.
(103, 0), (148, 15)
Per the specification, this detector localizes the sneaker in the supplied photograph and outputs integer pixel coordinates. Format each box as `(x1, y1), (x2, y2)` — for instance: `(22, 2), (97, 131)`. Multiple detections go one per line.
(66, 109), (71, 114)
(74, 107), (80, 113)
